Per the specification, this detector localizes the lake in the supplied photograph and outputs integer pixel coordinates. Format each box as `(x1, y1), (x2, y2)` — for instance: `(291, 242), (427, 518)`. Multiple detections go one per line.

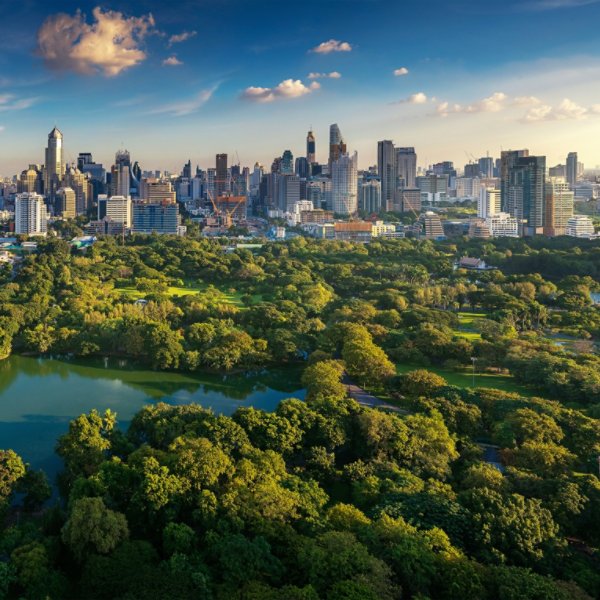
(0, 356), (305, 481)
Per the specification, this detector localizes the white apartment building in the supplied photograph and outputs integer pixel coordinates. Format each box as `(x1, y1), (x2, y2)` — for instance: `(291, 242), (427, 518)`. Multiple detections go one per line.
(15, 192), (48, 236)
(486, 212), (519, 237)
(566, 215), (595, 238)
(478, 187), (501, 219)
(106, 195), (132, 228)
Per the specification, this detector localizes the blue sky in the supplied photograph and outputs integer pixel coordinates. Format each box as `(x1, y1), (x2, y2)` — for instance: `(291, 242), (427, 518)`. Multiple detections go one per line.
(2, 0), (600, 174)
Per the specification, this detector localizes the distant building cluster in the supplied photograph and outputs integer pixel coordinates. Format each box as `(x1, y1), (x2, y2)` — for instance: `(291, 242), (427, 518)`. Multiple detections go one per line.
(0, 125), (598, 242)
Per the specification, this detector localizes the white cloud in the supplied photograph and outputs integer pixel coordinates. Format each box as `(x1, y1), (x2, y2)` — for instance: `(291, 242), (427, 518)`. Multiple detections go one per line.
(397, 92), (428, 104)
(0, 94), (37, 112)
(307, 71), (342, 79)
(523, 98), (589, 122)
(163, 55), (183, 66)
(435, 92), (508, 116)
(241, 79), (320, 103)
(168, 30), (196, 46)
(513, 95), (542, 105)
(394, 67), (409, 76)
(148, 87), (216, 116)
(37, 7), (154, 77)
(311, 39), (352, 54)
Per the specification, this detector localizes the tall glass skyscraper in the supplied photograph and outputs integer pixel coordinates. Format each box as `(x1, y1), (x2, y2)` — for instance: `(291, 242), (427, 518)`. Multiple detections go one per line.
(44, 127), (64, 201)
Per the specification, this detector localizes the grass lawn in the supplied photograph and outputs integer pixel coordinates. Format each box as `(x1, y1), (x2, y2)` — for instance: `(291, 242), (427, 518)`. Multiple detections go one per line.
(454, 311), (487, 341)
(116, 282), (262, 306)
(395, 363), (534, 396)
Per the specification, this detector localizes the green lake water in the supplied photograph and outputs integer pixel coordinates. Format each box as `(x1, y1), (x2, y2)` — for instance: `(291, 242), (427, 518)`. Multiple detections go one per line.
(0, 356), (305, 480)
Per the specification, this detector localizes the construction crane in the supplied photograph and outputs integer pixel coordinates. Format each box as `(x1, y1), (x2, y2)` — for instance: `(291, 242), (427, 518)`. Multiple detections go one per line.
(206, 190), (246, 229)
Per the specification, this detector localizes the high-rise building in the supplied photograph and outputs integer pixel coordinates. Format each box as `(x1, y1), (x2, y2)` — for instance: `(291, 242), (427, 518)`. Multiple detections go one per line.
(278, 175), (300, 212)
(295, 157), (309, 179)
(377, 141), (396, 212)
(18, 165), (43, 194)
(105, 195), (132, 228)
(329, 124), (346, 166)
(182, 160), (192, 180)
(544, 177), (574, 236)
(281, 150), (294, 174)
(15, 192), (48, 235)
(140, 179), (176, 203)
(56, 187), (76, 219)
(216, 154), (228, 196)
(417, 174), (449, 204)
(63, 166), (92, 215)
(432, 162), (457, 188)
(500, 149), (529, 212)
(132, 201), (181, 235)
(507, 155), (546, 235)
(331, 152), (358, 215)
(478, 156), (494, 179)
(549, 164), (566, 178)
(396, 147), (417, 189)
(307, 130), (316, 164)
(399, 188), (421, 214)
(44, 127), (65, 201)
(478, 187), (501, 219)
(566, 152), (578, 189)
(359, 179), (382, 213)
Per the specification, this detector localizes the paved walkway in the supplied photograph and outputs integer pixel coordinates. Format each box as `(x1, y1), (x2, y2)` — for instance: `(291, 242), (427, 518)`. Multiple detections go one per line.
(345, 379), (407, 414)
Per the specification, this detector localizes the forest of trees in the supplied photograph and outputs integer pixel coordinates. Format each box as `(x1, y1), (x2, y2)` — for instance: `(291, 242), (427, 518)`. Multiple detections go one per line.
(0, 233), (599, 598)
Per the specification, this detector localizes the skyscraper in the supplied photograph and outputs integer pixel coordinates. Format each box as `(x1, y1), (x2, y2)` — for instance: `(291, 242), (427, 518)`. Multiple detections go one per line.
(478, 187), (501, 219)
(478, 156), (494, 179)
(44, 127), (64, 202)
(544, 177), (574, 236)
(359, 179), (382, 213)
(396, 147), (417, 189)
(377, 140), (396, 211)
(329, 124), (346, 166)
(216, 154), (228, 196)
(507, 155), (546, 235)
(15, 192), (48, 235)
(566, 152), (578, 189)
(306, 130), (316, 164)
(331, 152), (358, 215)
(281, 150), (294, 174)
(500, 149), (529, 212)
(56, 187), (76, 219)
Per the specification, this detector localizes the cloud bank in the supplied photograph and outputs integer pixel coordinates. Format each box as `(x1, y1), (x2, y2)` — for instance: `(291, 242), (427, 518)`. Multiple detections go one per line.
(242, 79), (320, 103)
(37, 7), (154, 77)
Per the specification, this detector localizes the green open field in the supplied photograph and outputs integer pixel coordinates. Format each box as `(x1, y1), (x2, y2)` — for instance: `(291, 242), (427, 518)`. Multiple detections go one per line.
(453, 311), (486, 341)
(395, 363), (534, 396)
(116, 283), (262, 306)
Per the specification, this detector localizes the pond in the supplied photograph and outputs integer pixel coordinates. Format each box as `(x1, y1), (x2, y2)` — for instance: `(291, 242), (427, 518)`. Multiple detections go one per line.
(0, 356), (305, 481)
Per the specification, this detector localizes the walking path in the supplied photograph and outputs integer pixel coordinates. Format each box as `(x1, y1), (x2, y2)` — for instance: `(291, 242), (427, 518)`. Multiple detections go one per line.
(345, 379), (407, 414)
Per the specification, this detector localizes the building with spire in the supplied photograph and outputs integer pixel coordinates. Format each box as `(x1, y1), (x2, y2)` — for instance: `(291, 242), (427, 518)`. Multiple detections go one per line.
(44, 127), (64, 202)
(307, 129), (316, 164)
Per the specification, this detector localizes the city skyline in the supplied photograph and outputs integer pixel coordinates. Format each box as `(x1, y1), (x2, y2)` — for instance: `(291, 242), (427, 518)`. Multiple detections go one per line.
(2, 0), (600, 173)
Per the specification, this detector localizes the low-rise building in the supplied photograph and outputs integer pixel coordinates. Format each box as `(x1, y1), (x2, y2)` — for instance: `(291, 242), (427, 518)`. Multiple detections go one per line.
(566, 215), (596, 238)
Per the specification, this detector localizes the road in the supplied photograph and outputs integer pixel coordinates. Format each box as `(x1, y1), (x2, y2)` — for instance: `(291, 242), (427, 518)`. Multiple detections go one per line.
(345, 380), (407, 414)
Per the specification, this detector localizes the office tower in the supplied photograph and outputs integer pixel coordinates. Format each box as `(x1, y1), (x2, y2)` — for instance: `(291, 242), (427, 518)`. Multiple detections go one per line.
(500, 149), (529, 212)
(566, 152), (578, 189)
(486, 212), (519, 238)
(359, 179), (382, 213)
(44, 127), (65, 201)
(216, 154), (228, 196)
(281, 150), (294, 174)
(566, 215), (595, 238)
(131, 161), (141, 196)
(18, 165), (43, 194)
(56, 187), (76, 219)
(206, 168), (216, 198)
(549, 164), (566, 178)
(396, 147), (417, 189)
(478, 156), (494, 179)
(140, 179), (176, 203)
(97, 194), (108, 220)
(331, 152), (358, 215)
(417, 174), (449, 204)
(77, 153), (93, 170)
(15, 192), (48, 235)
(507, 155), (546, 235)
(111, 164), (130, 197)
(464, 163), (480, 178)
(295, 157), (309, 179)
(432, 162), (457, 187)
(329, 124), (346, 166)
(63, 166), (92, 215)
(105, 195), (132, 227)
(456, 177), (481, 199)
(544, 177), (574, 236)
(182, 160), (192, 179)
(478, 187), (501, 219)
(377, 140), (396, 211)
(132, 201), (181, 235)
(307, 130), (316, 164)
(278, 175), (300, 212)
(420, 211), (444, 239)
